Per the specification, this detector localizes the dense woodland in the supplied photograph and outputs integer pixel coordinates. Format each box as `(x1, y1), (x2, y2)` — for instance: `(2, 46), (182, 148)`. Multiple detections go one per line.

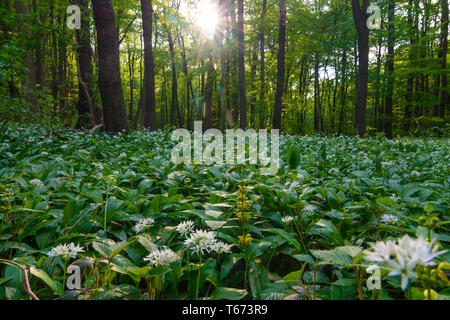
(0, 0), (448, 136)
(0, 1), (449, 301)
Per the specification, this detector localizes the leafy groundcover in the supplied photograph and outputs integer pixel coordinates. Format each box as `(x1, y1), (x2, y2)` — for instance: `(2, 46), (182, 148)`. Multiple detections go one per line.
(0, 123), (449, 300)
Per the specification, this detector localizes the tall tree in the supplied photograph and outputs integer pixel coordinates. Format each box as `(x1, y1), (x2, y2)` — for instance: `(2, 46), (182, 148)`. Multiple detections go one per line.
(75, 0), (99, 128)
(384, 0), (395, 139)
(14, 0), (37, 113)
(259, 0), (267, 129)
(140, 0), (157, 130)
(439, 0), (448, 118)
(92, 0), (129, 132)
(237, 0), (247, 128)
(351, 0), (369, 137)
(272, 0), (287, 130)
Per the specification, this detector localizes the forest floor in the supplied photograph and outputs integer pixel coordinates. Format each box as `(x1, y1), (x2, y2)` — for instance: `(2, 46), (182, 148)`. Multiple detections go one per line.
(0, 123), (449, 300)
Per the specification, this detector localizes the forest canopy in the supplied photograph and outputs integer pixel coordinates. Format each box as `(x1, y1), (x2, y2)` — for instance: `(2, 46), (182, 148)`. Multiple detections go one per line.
(0, 0), (448, 136)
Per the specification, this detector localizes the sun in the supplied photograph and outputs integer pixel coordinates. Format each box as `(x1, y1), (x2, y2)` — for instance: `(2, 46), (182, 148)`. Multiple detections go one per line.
(181, 0), (219, 39)
(195, 4), (218, 38)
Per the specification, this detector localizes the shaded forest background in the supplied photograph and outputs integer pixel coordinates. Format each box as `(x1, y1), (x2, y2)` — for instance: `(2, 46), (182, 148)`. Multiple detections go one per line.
(0, 0), (448, 137)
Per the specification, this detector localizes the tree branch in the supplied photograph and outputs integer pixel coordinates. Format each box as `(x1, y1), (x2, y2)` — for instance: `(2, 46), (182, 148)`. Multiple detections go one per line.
(0, 259), (39, 300)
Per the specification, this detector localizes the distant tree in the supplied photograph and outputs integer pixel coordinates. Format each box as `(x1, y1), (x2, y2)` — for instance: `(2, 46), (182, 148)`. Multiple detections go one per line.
(351, 0), (369, 137)
(272, 0), (286, 131)
(384, 0), (395, 139)
(75, 0), (100, 128)
(259, 0), (268, 129)
(439, 0), (448, 118)
(237, 0), (247, 129)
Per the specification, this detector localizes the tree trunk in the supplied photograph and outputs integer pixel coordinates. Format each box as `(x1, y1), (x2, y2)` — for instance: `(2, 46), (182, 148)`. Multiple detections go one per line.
(351, 0), (369, 137)
(272, 0), (286, 131)
(384, 0), (395, 139)
(314, 53), (320, 132)
(204, 58), (215, 130)
(439, 0), (448, 118)
(92, 0), (129, 132)
(237, 0), (247, 129)
(15, 0), (38, 113)
(259, 0), (267, 129)
(141, 0), (157, 130)
(166, 25), (181, 127)
(75, 0), (100, 128)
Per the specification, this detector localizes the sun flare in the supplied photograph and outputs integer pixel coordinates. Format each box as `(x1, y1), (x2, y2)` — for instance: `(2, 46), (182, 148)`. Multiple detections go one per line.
(196, 6), (218, 37)
(181, 0), (219, 39)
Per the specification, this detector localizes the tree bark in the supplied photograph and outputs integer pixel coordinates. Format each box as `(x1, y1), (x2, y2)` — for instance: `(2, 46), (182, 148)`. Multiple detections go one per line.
(92, 0), (129, 132)
(141, 0), (157, 130)
(237, 0), (247, 129)
(351, 0), (370, 137)
(259, 0), (267, 129)
(439, 0), (448, 118)
(384, 0), (395, 139)
(15, 0), (38, 113)
(75, 0), (100, 128)
(314, 53), (320, 132)
(165, 24), (182, 127)
(272, 0), (286, 131)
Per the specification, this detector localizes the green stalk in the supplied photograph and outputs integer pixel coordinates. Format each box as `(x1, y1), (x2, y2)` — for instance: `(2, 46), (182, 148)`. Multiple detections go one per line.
(62, 259), (68, 294)
(195, 255), (202, 300)
(104, 182), (109, 232)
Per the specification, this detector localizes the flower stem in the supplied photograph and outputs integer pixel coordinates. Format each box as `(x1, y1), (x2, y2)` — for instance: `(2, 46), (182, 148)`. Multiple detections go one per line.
(196, 255), (202, 300)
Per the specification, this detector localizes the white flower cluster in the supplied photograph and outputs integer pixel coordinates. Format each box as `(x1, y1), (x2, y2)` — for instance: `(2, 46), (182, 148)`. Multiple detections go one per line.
(288, 181), (300, 191)
(210, 241), (231, 254)
(381, 214), (400, 225)
(133, 217), (155, 233)
(390, 194), (400, 202)
(167, 171), (188, 181)
(364, 235), (447, 290)
(176, 220), (195, 238)
(184, 229), (224, 256)
(281, 216), (295, 224)
(410, 170), (421, 178)
(29, 179), (43, 186)
(144, 248), (179, 267)
(48, 243), (85, 260)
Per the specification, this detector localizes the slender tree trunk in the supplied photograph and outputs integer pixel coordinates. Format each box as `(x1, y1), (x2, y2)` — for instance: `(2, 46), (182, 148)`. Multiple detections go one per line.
(179, 33), (194, 130)
(439, 0), (448, 118)
(237, 0), (247, 128)
(75, 0), (99, 128)
(165, 24), (181, 127)
(272, 0), (286, 130)
(127, 44), (135, 121)
(229, 1), (239, 125)
(351, 0), (370, 137)
(15, 0), (38, 113)
(249, 46), (258, 127)
(92, 0), (129, 132)
(259, 0), (267, 129)
(204, 57), (215, 130)
(384, 0), (395, 139)
(314, 53), (320, 132)
(141, 0), (157, 130)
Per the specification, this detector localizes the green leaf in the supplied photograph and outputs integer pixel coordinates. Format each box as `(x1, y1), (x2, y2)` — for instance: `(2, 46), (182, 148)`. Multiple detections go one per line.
(30, 267), (59, 293)
(210, 287), (247, 300)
